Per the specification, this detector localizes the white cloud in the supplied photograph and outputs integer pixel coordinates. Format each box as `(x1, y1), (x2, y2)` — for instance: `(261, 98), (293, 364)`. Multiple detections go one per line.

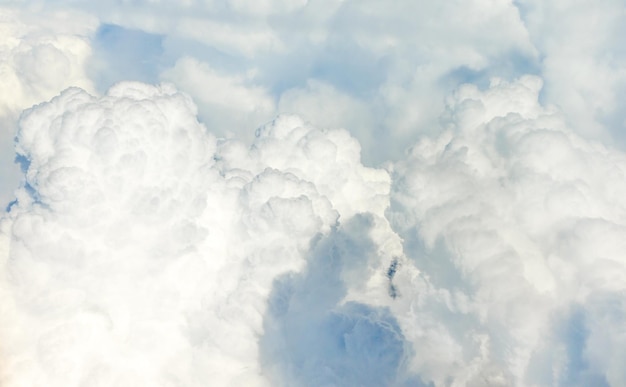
(227, 0), (308, 16)
(0, 7), (96, 115)
(2, 1), (626, 386)
(161, 57), (276, 141)
(8, 0), (542, 161)
(388, 76), (626, 386)
(173, 17), (284, 58)
(6, 76), (626, 386)
(517, 0), (626, 144)
(277, 80), (379, 163)
(0, 6), (97, 207)
(0, 82), (396, 386)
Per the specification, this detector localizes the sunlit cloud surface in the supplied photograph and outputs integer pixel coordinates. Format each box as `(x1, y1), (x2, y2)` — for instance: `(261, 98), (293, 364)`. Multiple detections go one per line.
(1, 1), (626, 386)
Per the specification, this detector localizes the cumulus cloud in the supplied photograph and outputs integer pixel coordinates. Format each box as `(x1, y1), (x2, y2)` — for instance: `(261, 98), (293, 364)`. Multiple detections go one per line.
(2, 1), (626, 386)
(15, 0), (624, 164)
(15, 0), (543, 163)
(6, 0), (626, 159)
(4, 75), (626, 386)
(516, 0), (626, 144)
(387, 76), (626, 386)
(0, 82), (396, 386)
(0, 5), (97, 207)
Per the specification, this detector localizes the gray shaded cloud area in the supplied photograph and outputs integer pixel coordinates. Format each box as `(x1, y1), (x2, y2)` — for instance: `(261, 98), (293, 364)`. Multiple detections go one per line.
(261, 215), (424, 386)
(2, 1), (626, 386)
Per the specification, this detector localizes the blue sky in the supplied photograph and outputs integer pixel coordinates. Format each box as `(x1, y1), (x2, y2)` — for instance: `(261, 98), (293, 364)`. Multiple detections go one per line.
(1, 1), (626, 386)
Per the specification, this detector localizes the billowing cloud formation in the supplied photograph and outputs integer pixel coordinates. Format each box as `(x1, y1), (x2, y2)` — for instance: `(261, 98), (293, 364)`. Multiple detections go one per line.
(518, 0), (626, 143)
(0, 82), (395, 386)
(2, 0), (626, 201)
(387, 76), (626, 386)
(1, 0), (540, 161)
(3, 77), (626, 386)
(2, 1), (626, 386)
(0, 6), (96, 207)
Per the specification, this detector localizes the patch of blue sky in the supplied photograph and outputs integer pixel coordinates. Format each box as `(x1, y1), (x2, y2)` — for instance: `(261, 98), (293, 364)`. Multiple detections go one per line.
(560, 306), (610, 387)
(310, 42), (391, 99)
(440, 49), (542, 93)
(88, 23), (166, 91)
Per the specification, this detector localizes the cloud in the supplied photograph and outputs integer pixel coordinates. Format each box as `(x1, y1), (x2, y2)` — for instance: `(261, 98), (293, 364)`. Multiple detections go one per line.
(3, 74), (626, 386)
(15, 0), (624, 168)
(516, 0), (626, 144)
(387, 76), (626, 386)
(2, 1), (626, 386)
(0, 6), (96, 115)
(0, 82), (395, 386)
(0, 5), (97, 207)
(277, 80), (380, 163)
(12, 0), (541, 164)
(160, 57), (276, 142)
(6, 75), (626, 386)
(5, 0), (626, 164)
(260, 215), (419, 387)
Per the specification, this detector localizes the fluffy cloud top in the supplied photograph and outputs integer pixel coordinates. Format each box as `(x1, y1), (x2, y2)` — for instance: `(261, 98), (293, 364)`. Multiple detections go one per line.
(0, 5), (97, 207)
(3, 76), (626, 386)
(2, 1), (626, 386)
(387, 76), (626, 386)
(0, 82), (396, 386)
(2, 0), (626, 199)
